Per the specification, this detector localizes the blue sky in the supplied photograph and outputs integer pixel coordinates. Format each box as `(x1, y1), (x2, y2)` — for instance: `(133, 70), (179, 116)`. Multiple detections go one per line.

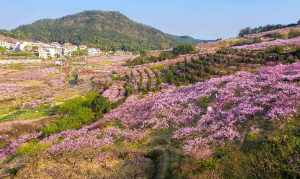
(1, 0), (300, 39)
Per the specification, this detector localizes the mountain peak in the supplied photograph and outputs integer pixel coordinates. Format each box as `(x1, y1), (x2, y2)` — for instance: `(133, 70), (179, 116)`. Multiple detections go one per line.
(7, 10), (199, 51)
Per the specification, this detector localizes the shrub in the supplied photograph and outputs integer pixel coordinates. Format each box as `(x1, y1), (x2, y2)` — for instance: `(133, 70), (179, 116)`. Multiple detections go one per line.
(126, 55), (158, 66)
(268, 46), (284, 54)
(16, 140), (49, 156)
(153, 70), (162, 90)
(208, 115), (300, 179)
(0, 47), (6, 54)
(137, 70), (144, 91)
(145, 69), (152, 92)
(197, 96), (211, 109)
(68, 71), (79, 86)
(42, 92), (111, 136)
(7, 167), (21, 176)
(288, 29), (300, 39)
(295, 48), (300, 58)
(85, 92), (111, 115)
(158, 51), (176, 61)
(163, 69), (175, 84)
(232, 38), (263, 46)
(124, 84), (134, 97)
(172, 44), (195, 55)
(111, 73), (122, 81)
(264, 32), (286, 39)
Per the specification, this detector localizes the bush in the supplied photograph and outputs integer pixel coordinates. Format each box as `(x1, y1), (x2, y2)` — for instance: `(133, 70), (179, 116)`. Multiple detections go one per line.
(264, 32), (286, 39)
(124, 84), (134, 97)
(126, 55), (157, 66)
(268, 46), (286, 54)
(172, 44), (195, 55)
(85, 92), (111, 116)
(158, 51), (176, 61)
(126, 45), (194, 67)
(68, 71), (79, 86)
(288, 29), (300, 39)
(197, 96), (211, 109)
(42, 92), (111, 136)
(163, 69), (175, 84)
(295, 48), (300, 58)
(0, 47), (6, 54)
(207, 116), (300, 179)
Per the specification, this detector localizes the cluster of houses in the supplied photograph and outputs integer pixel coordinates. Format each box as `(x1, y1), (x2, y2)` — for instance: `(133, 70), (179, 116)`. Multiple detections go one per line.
(0, 36), (102, 59)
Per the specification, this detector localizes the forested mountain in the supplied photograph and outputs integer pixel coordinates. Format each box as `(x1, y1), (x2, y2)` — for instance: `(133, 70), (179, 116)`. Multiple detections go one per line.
(3, 11), (200, 51)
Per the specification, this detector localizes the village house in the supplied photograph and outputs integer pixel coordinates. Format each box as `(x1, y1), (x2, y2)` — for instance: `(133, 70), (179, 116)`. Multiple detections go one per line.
(38, 43), (64, 59)
(14, 41), (31, 51)
(51, 42), (64, 56)
(38, 46), (56, 59)
(63, 43), (78, 56)
(0, 35), (82, 59)
(88, 48), (101, 56)
(0, 35), (18, 50)
(0, 41), (13, 49)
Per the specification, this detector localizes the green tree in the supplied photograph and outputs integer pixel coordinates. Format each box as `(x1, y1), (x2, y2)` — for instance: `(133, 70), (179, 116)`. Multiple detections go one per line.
(172, 44), (195, 55)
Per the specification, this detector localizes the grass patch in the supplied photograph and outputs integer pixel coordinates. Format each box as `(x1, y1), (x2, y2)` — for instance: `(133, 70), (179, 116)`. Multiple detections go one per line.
(0, 105), (49, 122)
(16, 140), (49, 156)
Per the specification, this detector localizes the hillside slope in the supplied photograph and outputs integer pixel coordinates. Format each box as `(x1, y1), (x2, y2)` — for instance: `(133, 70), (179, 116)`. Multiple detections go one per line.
(6, 11), (199, 51)
(1, 61), (300, 178)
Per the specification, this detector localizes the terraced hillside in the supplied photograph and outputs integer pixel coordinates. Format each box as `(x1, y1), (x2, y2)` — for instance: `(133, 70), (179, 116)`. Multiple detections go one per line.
(234, 36), (300, 50)
(121, 46), (300, 95)
(2, 30), (300, 178)
(1, 59), (300, 178)
(125, 67), (161, 93)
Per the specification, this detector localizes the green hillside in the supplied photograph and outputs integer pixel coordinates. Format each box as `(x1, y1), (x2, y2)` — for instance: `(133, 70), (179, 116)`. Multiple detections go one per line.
(5, 11), (199, 51)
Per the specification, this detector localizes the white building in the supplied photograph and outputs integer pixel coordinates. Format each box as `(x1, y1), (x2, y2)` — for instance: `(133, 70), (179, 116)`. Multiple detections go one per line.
(63, 43), (78, 56)
(14, 41), (31, 51)
(38, 44), (63, 59)
(0, 35), (18, 50)
(0, 41), (13, 49)
(88, 48), (101, 56)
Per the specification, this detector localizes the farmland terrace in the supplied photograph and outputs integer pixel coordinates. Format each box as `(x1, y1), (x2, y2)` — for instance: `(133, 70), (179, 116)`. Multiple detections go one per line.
(0, 55), (133, 139)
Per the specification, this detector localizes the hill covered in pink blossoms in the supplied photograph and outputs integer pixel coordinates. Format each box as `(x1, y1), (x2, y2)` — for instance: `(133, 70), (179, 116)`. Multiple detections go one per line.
(1, 59), (300, 178)
(233, 36), (300, 50)
(101, 61), (300, 156)
(2, 61), (297, 161)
